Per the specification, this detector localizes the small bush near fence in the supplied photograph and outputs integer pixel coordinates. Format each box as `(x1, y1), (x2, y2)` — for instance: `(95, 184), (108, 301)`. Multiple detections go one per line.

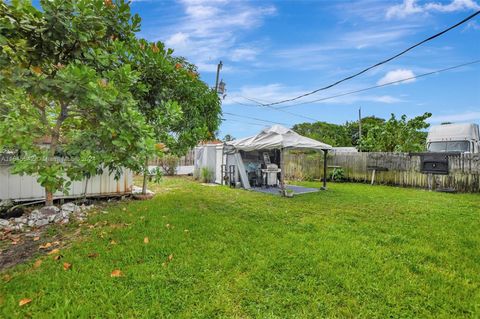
(158, 155), (179, 176)
(329, 167), (345, 182)
(200, 167), (214, 183)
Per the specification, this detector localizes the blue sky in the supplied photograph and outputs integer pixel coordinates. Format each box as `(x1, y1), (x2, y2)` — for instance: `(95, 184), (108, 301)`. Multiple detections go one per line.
(95, 1), (480, 138)
(129, 0), (480, 139)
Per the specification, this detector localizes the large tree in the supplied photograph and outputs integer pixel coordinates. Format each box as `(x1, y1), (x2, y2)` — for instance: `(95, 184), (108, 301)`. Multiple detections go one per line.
(345, 116), (385, 146)
(358, 113), (431, 152)
(292, 121), (351, 147)
(0, 0), (221, 203)
(126, 39), (221, 193)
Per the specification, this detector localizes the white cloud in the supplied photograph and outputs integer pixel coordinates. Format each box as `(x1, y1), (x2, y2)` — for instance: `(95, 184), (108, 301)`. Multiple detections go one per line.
(430, 111), (480, 123)
(386, 0), (480, 19)
(386, 0), (423, 19)
(425, 0), (480, 12)
(377, 69), (416, 85)
(165, 32), (189, 48)
(231, 48), (258, 62)
(465, 20), (480, 30)
(146, 0), (276, 71)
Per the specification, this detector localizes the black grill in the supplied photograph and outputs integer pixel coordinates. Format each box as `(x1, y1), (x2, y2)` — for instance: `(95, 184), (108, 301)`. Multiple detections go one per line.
(413, 152), (461, 175)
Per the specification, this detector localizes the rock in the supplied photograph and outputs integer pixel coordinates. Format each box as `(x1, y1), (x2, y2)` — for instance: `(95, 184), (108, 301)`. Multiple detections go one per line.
(53, 214), (64, 223)
(0, 218), (10, 228)
(34, 219), (49, 227)
(29, 209), (41, 220)
(40, 206), (60, 214)
(13, 224), (24, 231)
(132, 185), (154, 195)
(14, 217), (27, 224)
(61, 202), (80, 213)
(27, 219), (35, 227)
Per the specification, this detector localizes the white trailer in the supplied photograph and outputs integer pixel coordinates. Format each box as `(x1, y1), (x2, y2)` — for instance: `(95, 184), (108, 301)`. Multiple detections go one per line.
(427, 123), (480, 153)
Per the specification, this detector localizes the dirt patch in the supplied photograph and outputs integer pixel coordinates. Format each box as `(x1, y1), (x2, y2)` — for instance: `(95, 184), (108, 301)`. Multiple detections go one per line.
(0, 235), (44, 270)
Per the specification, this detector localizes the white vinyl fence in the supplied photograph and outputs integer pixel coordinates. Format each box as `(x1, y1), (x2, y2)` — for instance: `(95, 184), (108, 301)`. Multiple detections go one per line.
(0, 166), (133, 202)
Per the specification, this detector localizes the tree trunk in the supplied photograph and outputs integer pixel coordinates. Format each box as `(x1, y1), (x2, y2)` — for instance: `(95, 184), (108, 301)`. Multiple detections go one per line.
(142, 156), (149, 195)
(44, 102), (67, 206)
(83, 176), (90, 202)
(45, 189), (54, 206)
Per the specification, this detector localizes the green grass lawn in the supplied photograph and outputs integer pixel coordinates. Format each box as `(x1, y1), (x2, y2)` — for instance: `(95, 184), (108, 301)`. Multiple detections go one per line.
(1, 178), (479, 318)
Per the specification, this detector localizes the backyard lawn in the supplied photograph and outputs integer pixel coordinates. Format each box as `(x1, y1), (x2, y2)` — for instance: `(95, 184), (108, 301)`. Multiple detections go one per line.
(1, 177), (479, 318)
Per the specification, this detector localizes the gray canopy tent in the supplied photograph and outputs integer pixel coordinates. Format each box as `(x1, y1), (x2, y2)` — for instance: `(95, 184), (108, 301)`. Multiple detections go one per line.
(226, 125), (332, 194)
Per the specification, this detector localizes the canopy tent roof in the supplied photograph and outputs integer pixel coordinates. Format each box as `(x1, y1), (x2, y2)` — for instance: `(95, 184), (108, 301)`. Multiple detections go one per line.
(226, 125), (332, 152)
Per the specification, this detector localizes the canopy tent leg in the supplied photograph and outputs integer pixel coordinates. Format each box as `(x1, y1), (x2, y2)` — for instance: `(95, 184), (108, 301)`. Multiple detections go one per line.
(280, 148), (285, 196)
(321, 149), (328, 190)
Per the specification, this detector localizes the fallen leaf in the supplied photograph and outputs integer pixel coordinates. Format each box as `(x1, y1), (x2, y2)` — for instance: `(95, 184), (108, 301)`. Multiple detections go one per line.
(39, 242), (52, 249)
(163, 253), (174, 267)
(143, 237), (149, 244)
(3, 274), (12, 282)
(19, 298), (32, 307)
(33, 236), (40, 241)
(33, 259), (42, 269)
(184, 229), (189, 233)
(165, 224), (171, 229)
(53, 241), (60, 246)
(111, 269), (123, 277)
(31, 66), (42, 74)
(88, 252), (99, 258)
(53, 255), (63, 261)
(110, 240), (117, 245)
(48, 248), (60, 255)
(63, 262), (72, 271)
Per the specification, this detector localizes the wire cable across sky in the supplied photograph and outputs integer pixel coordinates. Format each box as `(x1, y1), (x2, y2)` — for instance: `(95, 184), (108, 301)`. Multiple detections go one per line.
(258, 10), (480, 107)
(275, 59), (480, 109)
(224, 59), (480, 126)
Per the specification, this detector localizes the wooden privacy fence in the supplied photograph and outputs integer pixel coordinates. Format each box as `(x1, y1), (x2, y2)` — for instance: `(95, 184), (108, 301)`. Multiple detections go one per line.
(284, 152), (480, 193)
(149, 150), (195, 167)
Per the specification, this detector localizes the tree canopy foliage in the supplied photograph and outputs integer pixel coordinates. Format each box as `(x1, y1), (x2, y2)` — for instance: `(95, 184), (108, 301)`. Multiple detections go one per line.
(358, 113), (431, 152)
(292, 113), (430, 152)
(0, 0), (221, 203)
(292, 116), (385, 148)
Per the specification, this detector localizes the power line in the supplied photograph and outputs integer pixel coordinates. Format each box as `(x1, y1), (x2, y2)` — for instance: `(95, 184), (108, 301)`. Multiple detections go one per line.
(275, 59), (480, 109)
(259, 10), (480, 107)
(222, 118), (268, 127)
(223, 112), (289, 126)
(236, 96), (320, 122)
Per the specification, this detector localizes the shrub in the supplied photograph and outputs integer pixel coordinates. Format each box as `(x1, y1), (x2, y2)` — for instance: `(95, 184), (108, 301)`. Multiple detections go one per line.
(329, 168), (345, 182)
(159, 155), (179, 176)
(200, 167), (214, 183)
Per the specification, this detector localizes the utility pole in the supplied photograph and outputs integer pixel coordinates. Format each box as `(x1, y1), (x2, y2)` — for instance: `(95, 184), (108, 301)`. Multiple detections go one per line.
(358, 107), (362, 140)
(214, 61), (223, 93)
